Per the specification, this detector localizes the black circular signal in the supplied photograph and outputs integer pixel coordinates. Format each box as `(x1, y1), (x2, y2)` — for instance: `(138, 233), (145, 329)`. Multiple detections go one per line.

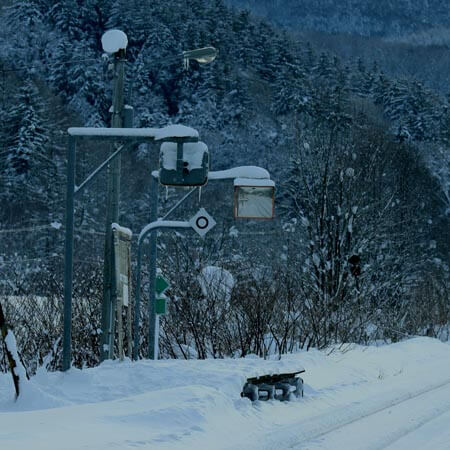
(196, 216), (209, 229)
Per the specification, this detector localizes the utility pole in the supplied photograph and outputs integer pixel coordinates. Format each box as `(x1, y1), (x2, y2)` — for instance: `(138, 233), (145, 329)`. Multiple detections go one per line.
(100, 46), (126, 362)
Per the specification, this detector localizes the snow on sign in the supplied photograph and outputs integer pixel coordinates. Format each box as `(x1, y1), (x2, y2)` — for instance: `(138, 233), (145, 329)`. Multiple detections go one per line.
(101, 29), (128, 54)
(189, 208), (216, 237)
(112, 223), (132, 306)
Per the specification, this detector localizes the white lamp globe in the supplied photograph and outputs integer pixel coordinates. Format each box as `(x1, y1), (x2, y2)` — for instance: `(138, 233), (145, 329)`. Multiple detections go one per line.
(101, 29), (128, 54)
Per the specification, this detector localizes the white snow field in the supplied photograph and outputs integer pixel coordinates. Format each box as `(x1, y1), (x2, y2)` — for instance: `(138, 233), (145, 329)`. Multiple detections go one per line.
(0, 337), (449, 450)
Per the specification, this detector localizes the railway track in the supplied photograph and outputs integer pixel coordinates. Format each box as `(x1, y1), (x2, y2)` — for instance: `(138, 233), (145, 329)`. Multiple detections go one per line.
(256, 377), (450, 450)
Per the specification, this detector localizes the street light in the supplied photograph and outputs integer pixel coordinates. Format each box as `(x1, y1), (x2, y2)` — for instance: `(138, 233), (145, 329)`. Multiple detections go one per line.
(183, 46), (218, 63)
(101, 29), (128, 55)
(100, 29), (128, 362)
(182, 46), (218, 69)
(63, 31), (218, 369)
(97, 29), (218, 362)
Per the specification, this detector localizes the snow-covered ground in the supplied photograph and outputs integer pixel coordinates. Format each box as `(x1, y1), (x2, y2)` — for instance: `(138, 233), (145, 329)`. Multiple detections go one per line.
(0, 337), (449, 450)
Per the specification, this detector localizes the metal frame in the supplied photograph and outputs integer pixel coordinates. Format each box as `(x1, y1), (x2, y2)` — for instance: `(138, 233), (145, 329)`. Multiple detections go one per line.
(133, 218), (192, 361)
(64, 128), (275, 369)
(62, 129), (198, 371)
(139, 169), (273, 361)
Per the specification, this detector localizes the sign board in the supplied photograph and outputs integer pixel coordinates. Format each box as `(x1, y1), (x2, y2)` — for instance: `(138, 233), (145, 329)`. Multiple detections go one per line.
(155, 297), (167, 315)
(112, 224), (132, 306)
(189, 208), (216, 237)
(233, 178), (275, 219)
(155, 274), (170, 295)
(159, 141), (209, 186)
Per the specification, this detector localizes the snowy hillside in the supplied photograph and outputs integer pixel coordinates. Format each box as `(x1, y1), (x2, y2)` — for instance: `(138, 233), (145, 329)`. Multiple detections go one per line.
(226, 0), (450, 38)
(1, 338), (449, 449)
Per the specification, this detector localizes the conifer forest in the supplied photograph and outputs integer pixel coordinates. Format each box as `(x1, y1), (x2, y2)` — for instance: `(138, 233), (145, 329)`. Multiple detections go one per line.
(0, 0), (448, 373)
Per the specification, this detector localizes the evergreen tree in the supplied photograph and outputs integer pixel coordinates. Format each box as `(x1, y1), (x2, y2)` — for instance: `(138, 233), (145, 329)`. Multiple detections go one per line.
(4, 0), (48, 69)
(0, 77), (54, 228)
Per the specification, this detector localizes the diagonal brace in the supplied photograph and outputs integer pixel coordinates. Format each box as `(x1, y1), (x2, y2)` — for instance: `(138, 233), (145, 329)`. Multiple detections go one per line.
(75, 143), (129, 196)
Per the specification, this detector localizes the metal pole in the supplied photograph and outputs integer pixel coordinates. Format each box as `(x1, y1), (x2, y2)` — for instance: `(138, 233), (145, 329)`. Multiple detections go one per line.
(144, 181), (198, 360)
(133, 177), (198, 361)
(101, 50), (126, 361)
(63, 136), (76, 371)
(161, 186), (198, 220)
(133, 218), (192, 360)
(133, 243), (143, 361)
(75, 144), (125, 195)
(148, 175), (159, 359)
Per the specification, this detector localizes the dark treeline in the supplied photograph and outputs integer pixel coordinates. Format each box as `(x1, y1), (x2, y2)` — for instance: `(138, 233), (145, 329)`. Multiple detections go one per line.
(0, 0), (448, 372)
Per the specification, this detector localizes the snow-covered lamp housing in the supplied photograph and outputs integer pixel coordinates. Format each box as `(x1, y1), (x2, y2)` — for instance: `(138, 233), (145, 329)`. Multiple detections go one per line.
(233, 178), (275, 219)
(159, 141), (209, 186)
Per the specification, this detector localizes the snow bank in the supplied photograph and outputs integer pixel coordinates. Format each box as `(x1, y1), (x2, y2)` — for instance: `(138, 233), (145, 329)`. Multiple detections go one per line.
(1, 355), (306, 412)
(0, 338), (448, 450)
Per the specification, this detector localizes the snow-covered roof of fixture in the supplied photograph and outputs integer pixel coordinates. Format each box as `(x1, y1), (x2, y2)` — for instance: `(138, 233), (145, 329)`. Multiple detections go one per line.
(160, 141), (208, 171)
(154, 124), (199, 141)
(150, 165), (272, 181)
(234, 178), (275, 187)
(111, 223), (132, 238)
(209, 166), (270, 180)
(138, 220), (191, 243)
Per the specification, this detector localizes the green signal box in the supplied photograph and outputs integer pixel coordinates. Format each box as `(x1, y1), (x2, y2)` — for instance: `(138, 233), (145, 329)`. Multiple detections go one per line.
(155, 297), (167, 315)
(159, 141), (209, 186)
(155, 274), (170, 295)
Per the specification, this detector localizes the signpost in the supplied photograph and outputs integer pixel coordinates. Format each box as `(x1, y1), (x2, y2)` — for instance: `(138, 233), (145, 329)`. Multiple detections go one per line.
(155, 274), (170, 296)
(155, 296), (167, 315)
(189, 208), (217, 237)
(133, 209), (217, 360)
(155, 274), (170, 317)
(112, 224), (132, 360)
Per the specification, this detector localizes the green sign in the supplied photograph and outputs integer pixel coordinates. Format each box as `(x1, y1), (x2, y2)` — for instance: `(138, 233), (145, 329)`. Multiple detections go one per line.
(155, 274), (170, 295)
(155, 297), (167, 315)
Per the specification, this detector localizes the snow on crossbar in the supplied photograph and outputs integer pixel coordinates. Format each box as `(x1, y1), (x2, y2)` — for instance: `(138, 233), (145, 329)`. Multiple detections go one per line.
(68, 124), (199, 141)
